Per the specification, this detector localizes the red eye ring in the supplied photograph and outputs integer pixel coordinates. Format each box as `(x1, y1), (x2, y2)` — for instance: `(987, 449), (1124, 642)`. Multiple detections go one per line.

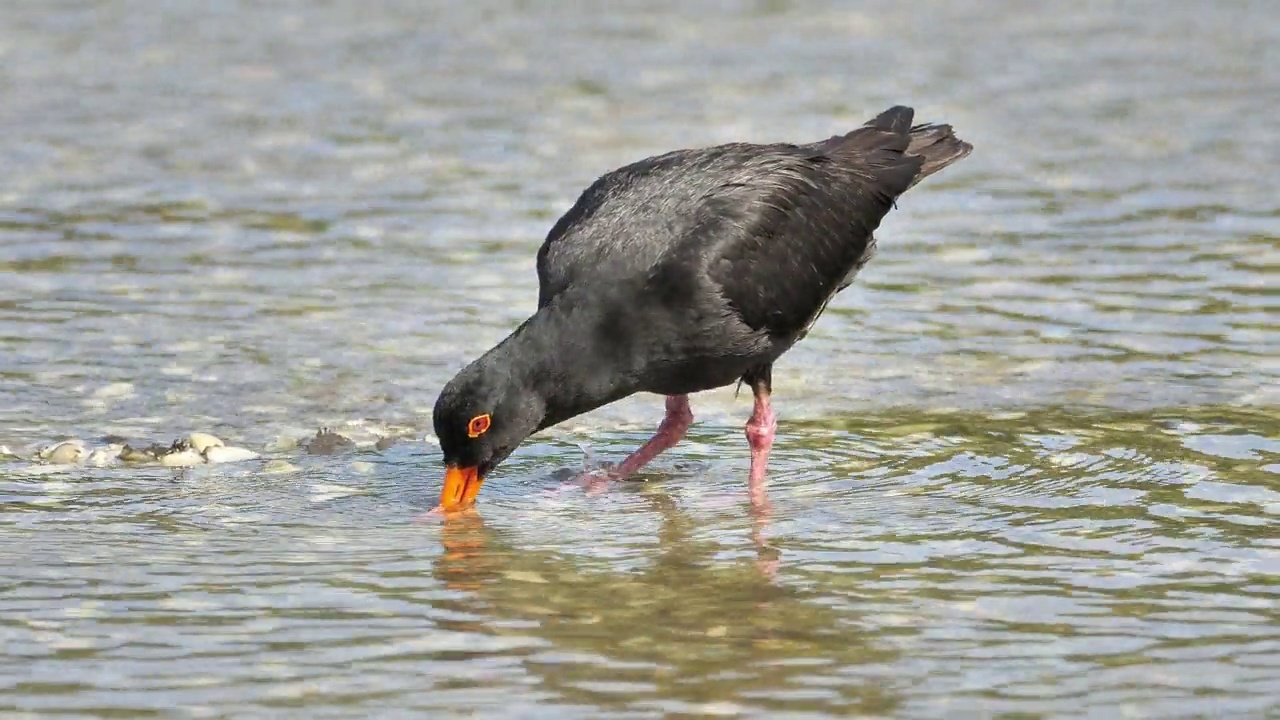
(467, 414), (491, 438)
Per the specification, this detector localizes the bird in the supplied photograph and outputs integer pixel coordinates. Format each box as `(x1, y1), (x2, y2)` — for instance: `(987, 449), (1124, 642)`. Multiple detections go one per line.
(430, 105), (972, 513)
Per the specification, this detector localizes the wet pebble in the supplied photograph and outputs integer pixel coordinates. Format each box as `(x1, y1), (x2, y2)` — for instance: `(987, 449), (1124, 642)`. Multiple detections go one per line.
(120, 444), (164, 463)
(264, 435), (298, 453)
(91, 382), (135, 400)
(111, 433), (261, 466)
(38, 439), (85, 461)
(158, 440), (203, 467)
(43, 441), (86, 465)
(304, 427), (356, 455)
(263, 459), (299, 474)
(87, 446), (122, 467)
(187, 432), (224, 454)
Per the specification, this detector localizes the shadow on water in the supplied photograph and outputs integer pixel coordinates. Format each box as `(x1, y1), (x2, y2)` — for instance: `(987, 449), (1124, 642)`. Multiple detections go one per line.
(430, 493), (902, 716)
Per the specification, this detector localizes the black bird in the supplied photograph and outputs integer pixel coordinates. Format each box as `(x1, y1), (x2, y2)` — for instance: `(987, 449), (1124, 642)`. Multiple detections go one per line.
(431, 105), (972, 513)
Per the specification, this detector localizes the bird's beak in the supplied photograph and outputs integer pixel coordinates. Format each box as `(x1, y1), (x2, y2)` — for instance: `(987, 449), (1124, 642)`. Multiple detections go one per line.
(435, 465), (484, 513)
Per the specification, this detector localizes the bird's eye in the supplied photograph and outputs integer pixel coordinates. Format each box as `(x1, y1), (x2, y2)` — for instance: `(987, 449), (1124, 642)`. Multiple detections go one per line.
(467, 414), (491, 438)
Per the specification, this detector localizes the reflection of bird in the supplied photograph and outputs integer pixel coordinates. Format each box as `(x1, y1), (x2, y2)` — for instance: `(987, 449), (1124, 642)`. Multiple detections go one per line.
(430, 496), (900, 713)
(432, 106), (972, 512)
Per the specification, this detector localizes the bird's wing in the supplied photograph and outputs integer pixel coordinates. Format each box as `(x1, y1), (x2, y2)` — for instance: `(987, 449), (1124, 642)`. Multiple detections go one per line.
(534, 150), (693, 309)
(535, 106), (970, 334)
(531, 140), (897, 314)
(649, 133), (925, 338)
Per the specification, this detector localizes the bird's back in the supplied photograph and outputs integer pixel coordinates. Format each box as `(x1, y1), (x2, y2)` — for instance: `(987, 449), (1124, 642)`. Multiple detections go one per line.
(533, 107), (970, 400)
(535, 106), (970, 323)
(534, 143), (804, 308)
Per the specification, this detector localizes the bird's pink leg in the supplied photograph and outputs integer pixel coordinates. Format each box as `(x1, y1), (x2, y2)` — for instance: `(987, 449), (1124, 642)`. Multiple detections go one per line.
(745, 384), (777, 507)
(611, 394), (693, 478)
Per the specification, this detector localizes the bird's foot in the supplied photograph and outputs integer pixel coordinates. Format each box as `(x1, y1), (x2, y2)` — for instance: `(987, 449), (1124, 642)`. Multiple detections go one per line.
(414, 504), (480, 523)
(746, 405), (776, 505)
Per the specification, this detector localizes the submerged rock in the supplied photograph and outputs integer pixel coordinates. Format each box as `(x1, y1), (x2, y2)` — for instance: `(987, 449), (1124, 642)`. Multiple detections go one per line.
(119, 444), (164, 463)
(87, 445), (123, 467)
(303, 427), (356, 455)
(262, 459), (299, 474)
(202, 445), (259, 464)
(263, 435), (298, 453)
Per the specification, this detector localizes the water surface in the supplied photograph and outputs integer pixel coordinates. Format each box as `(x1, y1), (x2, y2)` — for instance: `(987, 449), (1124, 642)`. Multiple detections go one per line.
(2, 1), (1278, 717)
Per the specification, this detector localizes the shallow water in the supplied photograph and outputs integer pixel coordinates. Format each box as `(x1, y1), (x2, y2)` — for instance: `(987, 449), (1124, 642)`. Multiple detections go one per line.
(2, 1), (1278, 717)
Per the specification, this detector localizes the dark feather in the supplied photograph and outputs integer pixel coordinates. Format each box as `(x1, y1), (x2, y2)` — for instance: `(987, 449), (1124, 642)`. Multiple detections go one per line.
(536, 105), (971, 355)
(434, 105), (973, 472)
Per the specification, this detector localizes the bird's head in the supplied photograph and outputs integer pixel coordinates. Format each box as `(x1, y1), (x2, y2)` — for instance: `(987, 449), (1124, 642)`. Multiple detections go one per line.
(431, 360), (546, 513)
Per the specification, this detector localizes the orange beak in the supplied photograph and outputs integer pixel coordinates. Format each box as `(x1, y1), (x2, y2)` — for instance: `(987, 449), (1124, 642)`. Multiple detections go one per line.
(435, 465), (484, 513)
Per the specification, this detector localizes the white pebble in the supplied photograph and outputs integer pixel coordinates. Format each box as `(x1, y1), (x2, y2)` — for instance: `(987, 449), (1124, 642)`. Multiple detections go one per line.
(202, 446), (259, 464)
(38, 439), (85, 460)
(92, 382), (135, 400)
(44, 442), (86, 465)
(263, 459), (298, 474)
(309, 483), (364, 502)
(159, 447), (203, 467)
(187, 432), (225, 454)
(264, 436), (298, 453)
(87, 446), (121, 467)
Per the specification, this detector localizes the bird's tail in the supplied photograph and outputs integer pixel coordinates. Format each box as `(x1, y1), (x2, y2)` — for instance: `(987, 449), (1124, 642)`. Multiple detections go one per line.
(903, 120), (972, 189)
(818, 105), (973, 188)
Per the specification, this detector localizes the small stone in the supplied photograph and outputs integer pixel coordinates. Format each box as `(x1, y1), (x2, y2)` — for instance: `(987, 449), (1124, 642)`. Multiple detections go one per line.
(303, 427), (356, 455)
(44, 442), (86, 465)
(262, 459), (298, 474)
(92, 382), (135, 400)
(38, 439), (85, 460)
(264, 435), (298, 453)
(119, 444), (160, 463)
(87, 447), (120, 467)
(187, 432), (225, 454)
(375, 436), (398, 451)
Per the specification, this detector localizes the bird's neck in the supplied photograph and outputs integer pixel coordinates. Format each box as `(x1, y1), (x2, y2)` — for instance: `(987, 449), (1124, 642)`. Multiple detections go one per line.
(489, 297), (638, 433)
